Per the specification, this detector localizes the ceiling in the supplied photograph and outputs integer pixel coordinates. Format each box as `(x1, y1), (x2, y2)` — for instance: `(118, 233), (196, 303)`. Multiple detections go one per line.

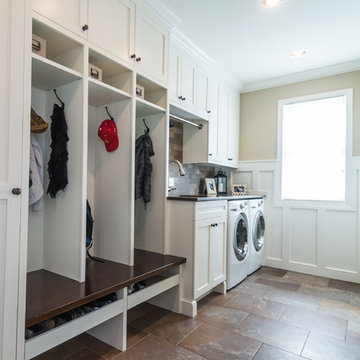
(149, 0), (360, 90)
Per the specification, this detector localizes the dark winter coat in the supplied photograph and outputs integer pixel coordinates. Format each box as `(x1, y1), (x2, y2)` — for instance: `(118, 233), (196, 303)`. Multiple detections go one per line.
(47, 103), (69, 198)
(135, 133), (155, 205)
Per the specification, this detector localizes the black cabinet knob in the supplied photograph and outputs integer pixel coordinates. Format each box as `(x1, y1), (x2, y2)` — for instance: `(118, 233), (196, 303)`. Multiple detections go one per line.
(228, 158), (233, 161)
(209, 153), (213, 156)
(178, 96), (182, 100)
(12, 188), (21, 195)
(182, 97), (186, 101)
(130, 54), (136, 59)
(207, 110), (211, 114)
(82, 24), (88, 31)
(136, 57), (142, 62)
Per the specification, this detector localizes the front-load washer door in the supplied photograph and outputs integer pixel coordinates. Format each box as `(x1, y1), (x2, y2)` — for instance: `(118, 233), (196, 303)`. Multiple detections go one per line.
(253, 211), (265, 252)
(234, 214), (249, 261)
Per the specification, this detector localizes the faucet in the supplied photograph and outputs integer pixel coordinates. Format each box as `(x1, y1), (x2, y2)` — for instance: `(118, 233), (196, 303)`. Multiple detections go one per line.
(169, 159), (186, 176)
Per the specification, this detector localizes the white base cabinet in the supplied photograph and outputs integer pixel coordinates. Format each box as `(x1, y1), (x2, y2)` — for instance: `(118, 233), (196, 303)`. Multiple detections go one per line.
(166, 200), (227, 316)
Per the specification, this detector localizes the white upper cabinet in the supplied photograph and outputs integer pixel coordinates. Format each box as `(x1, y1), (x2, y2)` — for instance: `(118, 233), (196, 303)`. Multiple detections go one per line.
(216, 83), (229, 162)
(33, 0), (88, 38)
(169, 45), (182, 102)
(208, 78), (219, 160)
(196, 65), (211, 120)
(88, 0), (135, 64)
(169, 45), (196, 110)
(227, 91), (240, 166)
(135, 8), (168, 84)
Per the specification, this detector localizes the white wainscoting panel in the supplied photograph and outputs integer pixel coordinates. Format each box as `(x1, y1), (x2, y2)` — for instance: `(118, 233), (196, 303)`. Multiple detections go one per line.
(235, 159), (360, 282)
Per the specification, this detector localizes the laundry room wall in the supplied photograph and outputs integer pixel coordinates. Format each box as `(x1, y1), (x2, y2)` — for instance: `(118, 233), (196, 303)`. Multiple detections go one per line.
(236, 70), (360, 282)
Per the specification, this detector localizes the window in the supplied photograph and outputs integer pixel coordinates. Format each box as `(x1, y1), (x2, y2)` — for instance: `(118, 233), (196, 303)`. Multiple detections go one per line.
(279, 89), (352, 202)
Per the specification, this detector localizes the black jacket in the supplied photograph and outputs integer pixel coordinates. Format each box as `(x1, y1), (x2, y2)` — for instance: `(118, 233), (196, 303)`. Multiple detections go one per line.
(135, 133), (155, 205)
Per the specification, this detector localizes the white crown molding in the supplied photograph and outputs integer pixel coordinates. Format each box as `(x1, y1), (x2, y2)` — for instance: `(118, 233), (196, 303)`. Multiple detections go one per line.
(136, 0), (242, 93)
(241, 60), (360, 93)
(135, 0), (182, 29)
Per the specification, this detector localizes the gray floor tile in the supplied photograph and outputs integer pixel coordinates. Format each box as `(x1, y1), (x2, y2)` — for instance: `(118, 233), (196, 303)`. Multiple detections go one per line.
(279, 305), (347, 340)
(234, 280), (272, 297)
(318, 298), (360, 322)
(298, 283), (351, 303)
(282, 271), (329, 287)
(179, 322), (261, 360)
(234, 314), (309, 355)
(328, 279), (360, 294)
(224, 291), (287, 320)
(253, 343), (306, 360)
(302, 332), (360, 360)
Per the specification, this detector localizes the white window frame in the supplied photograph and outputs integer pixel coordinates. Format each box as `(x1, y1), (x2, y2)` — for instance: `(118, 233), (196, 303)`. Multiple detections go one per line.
(276, 88), (353, 209)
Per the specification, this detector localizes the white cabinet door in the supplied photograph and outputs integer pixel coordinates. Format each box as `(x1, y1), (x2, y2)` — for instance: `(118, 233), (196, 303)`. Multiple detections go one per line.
(227, 91), (240, 165)
(209, 217), (227, 285)
(1, 0), (30, 358)
(194, 219), (211, 298)
(208, 79), (219, 160)
(33, 0), (88, 38)
(217, 84), (229, 162)
(169, 45), (182, 105)
(135, 8), (168, 84)
(196, 66), (210, 120)
(88, 0), (135, 63)
(180, 53), (196, 110)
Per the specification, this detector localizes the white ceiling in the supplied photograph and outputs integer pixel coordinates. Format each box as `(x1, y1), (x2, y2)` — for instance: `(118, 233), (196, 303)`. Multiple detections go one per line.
(150, 0), (360, 89)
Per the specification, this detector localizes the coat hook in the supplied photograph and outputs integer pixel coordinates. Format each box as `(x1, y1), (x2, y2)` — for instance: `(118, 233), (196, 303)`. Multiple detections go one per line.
(53, 89), (65, 108)
(105, 106), (114, 121)
(143, 118), (150, 134)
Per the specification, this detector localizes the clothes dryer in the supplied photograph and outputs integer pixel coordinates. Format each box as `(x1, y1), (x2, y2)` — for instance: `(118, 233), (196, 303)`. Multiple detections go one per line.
(248, 198), (265, 275)
(227, 200), (250, 289)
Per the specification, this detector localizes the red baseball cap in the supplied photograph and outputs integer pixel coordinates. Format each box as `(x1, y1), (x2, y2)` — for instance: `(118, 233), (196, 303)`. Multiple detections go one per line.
(98, 119), (119, 152)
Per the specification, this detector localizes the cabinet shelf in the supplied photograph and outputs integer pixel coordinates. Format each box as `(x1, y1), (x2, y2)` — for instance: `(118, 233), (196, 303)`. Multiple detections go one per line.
(32, 53), (82, 90)
(136, 97), (166, 117)
(88, 78), (131, 107)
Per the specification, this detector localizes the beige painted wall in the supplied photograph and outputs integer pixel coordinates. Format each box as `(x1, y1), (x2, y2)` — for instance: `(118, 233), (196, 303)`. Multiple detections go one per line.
(239, 70), (360, 160)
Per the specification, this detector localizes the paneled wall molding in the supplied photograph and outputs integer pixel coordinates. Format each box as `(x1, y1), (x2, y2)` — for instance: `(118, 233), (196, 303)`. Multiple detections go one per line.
(233, 158), (360, 283)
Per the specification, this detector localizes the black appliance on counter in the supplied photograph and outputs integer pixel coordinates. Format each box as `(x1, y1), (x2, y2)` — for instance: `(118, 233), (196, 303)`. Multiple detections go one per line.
(214, 169), (227, 196)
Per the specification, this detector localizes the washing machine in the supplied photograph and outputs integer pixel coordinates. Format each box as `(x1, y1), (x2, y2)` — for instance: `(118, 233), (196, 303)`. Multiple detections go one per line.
(227, 200), (250, 290)
(248, 198), (265, 275)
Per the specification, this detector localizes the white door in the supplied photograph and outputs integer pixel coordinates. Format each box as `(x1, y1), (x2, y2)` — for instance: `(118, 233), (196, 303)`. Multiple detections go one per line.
(88, 0), (135, 64)
(32, 0), (88, 38)
(209, 217), (227, 284)
(194, 219), (211, 298)
(1, 0), (30, 358)
(180, 53), (196, 110)
(208, 78), (219, 160)
(217, 84), (229, 162)
(169, 45), (182, 105)
(227, 91), (240, 165)
(196, 66), (210, 120)
(135, 8), (168, 84)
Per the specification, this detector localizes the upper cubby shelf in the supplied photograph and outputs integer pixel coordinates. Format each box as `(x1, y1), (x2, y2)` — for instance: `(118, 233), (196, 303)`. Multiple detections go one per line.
(88, 49), (132, 99)
(136, 98), (166, 117)
(32, 54), (82, 90)
(32, 19), (84, 74)
(88, 78), (131, 107)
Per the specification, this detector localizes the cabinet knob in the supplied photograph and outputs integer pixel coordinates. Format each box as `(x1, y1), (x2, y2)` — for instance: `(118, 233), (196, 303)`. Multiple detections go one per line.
(82, 24), (89, 31)
(178, 96), (182, 100)
(136, 57), (142, 62)
(207, 110), (211, 114)
(130, 54), (136, 59)
(12, 188), (21, 195)
(182, 97), (186, 101)
(209, 153), (213, 156)
(228, 158), (233, 161)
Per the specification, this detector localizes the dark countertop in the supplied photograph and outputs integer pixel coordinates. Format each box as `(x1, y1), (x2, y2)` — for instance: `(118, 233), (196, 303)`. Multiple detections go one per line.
(26, 249), (186, 327)
(167, 194), (265, 202)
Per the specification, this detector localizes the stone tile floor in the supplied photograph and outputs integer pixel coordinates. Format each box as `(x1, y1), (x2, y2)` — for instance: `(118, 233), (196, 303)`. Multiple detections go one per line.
(34, 267), (360, 359)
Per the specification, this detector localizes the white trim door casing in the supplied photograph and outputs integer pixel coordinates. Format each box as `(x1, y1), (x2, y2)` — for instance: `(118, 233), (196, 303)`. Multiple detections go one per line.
(0, 0), (31, 359)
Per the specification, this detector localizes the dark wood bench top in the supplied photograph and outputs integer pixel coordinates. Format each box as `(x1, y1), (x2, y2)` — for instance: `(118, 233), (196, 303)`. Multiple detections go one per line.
(26, 249), (186, 327)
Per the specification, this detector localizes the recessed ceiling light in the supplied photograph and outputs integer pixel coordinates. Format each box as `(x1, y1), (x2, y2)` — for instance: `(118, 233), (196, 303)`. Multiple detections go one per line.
(291, 50), (307, 58)
(262, 0), (283, 8)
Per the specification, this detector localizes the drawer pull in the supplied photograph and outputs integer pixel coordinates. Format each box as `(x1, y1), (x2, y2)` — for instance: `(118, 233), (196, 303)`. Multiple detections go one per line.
(82, 24), (89, 31)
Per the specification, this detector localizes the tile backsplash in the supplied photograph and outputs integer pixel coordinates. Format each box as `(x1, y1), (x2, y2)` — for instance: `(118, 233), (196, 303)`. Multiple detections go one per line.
(168, 121), (233, 195)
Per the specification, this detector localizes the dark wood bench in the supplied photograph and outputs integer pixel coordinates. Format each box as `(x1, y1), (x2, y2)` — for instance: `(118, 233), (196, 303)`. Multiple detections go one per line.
(25, 249), (186, 359)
